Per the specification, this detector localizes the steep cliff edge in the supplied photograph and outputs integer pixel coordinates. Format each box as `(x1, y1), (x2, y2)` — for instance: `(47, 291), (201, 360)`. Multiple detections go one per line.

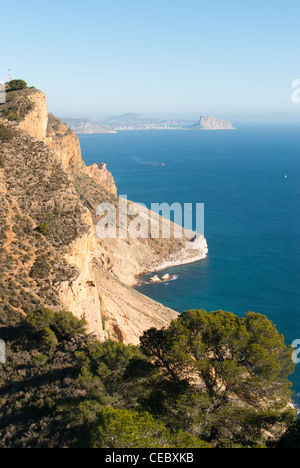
(0, 128), (105, 338)
(0, 83), (208, 344)
(0, 86), (48, 140)
(45, 114), (85, 171)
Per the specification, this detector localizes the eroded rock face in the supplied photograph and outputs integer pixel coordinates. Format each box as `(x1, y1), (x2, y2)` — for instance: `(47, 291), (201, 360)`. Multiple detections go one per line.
(91, 257), (178, 345)
(18, 90), (48, 140)
(58, 211), (105, 340)
(45, 114), (85, 171)
(86, 163), (117, 195)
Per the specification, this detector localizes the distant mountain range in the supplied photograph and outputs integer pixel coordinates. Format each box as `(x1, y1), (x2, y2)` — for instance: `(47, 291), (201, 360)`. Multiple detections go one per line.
(62, 114), (236, 134)
(62, 118), (117, 134)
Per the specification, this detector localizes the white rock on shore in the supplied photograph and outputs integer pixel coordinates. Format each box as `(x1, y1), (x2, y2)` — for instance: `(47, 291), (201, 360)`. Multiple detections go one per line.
(151, 234), (208, 273)
(162, 274), (170, 281)
(149, 275), (161, 283)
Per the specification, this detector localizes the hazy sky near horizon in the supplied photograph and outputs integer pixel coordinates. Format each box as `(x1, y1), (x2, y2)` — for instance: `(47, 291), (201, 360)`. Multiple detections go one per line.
(0, 0), (299, 121)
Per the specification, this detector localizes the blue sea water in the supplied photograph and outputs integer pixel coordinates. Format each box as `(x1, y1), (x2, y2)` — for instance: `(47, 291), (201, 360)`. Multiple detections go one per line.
(79, 125), (300, 409)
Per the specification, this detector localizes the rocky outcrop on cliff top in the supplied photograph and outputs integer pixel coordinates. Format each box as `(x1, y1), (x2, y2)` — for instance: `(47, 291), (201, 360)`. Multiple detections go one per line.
(45, 114), (85, 171)
(0, 130), (105, 337)
(62, 118), (117, 135)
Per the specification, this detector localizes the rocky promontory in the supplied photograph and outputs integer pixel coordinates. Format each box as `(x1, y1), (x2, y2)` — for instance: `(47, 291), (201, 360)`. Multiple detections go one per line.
(189, 115), (236, 130)
(0, 81), (208, 345)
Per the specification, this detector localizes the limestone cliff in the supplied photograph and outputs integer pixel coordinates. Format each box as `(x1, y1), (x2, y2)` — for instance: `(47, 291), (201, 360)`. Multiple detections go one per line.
(0, 88), (105, 338)
(0, 83), (209, 344)
(45, 114), (85, 171)
(0, 87), (48, 140)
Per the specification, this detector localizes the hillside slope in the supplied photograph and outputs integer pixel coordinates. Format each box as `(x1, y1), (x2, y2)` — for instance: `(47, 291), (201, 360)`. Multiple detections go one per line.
(0, 83), (208, 344)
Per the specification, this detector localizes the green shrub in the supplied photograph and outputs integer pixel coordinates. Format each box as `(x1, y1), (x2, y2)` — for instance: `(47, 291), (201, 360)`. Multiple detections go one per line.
(140, 310), (296, 447)
(0, 124), (14, 142)
(52, 311), (86, 339)
(91, 407), (209, 448)
(35, 223), (50, 236)
(26, 308), (56, 332)
(8, 79), (27, 91)
(30, 255), (51, 279)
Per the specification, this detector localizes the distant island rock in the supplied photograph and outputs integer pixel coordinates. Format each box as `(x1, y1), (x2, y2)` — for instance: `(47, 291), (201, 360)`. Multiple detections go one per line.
(189, 116), (236, 131)
(86, 162), (117, 196)
(62, 118), (117, 134)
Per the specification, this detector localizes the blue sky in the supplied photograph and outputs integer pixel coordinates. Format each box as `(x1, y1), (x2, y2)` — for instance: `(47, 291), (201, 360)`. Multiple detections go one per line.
(0, 0), (299, 121)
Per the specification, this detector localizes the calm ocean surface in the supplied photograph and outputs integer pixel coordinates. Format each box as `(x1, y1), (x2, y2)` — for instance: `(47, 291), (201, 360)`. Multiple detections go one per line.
(79, 125), (300, 409)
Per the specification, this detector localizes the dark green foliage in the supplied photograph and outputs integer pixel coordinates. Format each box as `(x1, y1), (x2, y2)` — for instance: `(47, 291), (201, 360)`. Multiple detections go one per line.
(0, 124), (14, 142)
(140, 310), (296, 447)
(51, 311), (86, 339)
(39, 327), (59, 350)
(8, 79), (27, 91)
(91, 407), (209, 448)
(26, 308), (55, 331)
(26, 308), (87, 343)
(30, 255), (51, 279)
(0, 312), (207, 448)
(0, 309), (296, 448)
(35, 223), (50, 236)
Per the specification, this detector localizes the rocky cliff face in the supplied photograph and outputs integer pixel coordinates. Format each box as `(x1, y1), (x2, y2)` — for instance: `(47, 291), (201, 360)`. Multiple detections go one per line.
(58, 210), (105, 340)
(0, 132), (92, 324)
(0, 88), (106, 338)
(86, 163), (117, 195)
(0, 84), (208, 344)
(1, 87), (49, 140)
(45, 114), (85, 171)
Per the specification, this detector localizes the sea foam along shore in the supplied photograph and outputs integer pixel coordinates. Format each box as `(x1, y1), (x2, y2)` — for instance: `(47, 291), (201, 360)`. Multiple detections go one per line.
(122, 202), (208, 285)
(149, 233), (208, 274)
